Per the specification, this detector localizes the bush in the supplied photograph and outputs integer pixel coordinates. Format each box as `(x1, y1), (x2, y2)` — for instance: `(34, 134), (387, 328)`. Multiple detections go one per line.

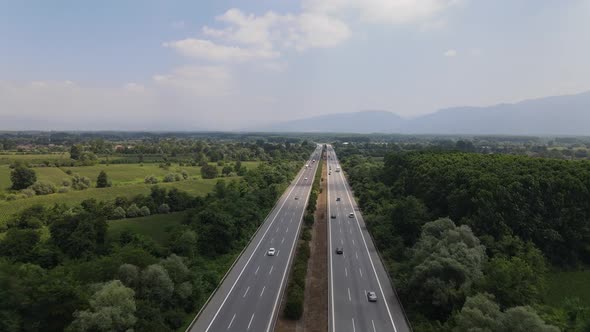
(71, 174), (91, 190)
(112, 206), (126, 219)
(61, 179), (71, 187)
(21, 188), (36, 198)
(163, 173), (177, 183)
(158, 204), (170, 214)
(201, 164), (218, 179)
(144, 175), (159, 184)
(181, 170), (189, 180)
(29, 181), (57, 195)
(139, 206), (151, 217)
(174, 173), (182, 182)
(284, 285), (304, 319)
(126, 204), (141, 218)
(58, 187), (69, 193)
(5, 194), (17, 201)
(10, 164), (37, 190)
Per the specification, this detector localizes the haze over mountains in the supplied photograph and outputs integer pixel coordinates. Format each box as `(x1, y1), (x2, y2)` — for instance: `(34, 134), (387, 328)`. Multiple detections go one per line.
(257, 91), (590, 135)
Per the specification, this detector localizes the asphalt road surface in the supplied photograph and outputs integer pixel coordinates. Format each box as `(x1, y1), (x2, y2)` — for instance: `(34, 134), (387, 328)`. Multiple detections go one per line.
(188, 146), (323, 332)
(327, 145), (411, 332)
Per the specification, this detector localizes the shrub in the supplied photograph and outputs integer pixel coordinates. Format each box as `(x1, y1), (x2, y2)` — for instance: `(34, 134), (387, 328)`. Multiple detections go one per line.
(139, 206), (151, 217)
(21, 188), (36, 198)
(201, 164), (218, 179)
(62, 179), (71, 187)
(163, 173), (176, 183)
(158, 204), (170, 214)
(145, 175), (159, 184)
(126, 204), (141, 218)
(181, 170), (189, 180)
(71, 174), (91, 190)
(112, 206), (126, 219)
(174, 173), (182, 181)
(29, 181), (57, 195)
(58, 187), (69, 193)
(5, 194), (17, 201)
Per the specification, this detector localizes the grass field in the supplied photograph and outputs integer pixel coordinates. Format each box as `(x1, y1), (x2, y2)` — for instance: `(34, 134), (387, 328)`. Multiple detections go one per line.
(0, 153), (70, 165)
(1, 161), (260, 191)
(106, 212), (185, 245)
(545, 269), (590, 307)
(0, 178), (222, 224)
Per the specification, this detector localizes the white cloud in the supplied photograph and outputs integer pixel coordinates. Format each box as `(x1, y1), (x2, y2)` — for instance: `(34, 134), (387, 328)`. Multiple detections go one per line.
(171, 20), (186, 29)
(304, 0), (461, 24)
(153, 65), (233, 96)
(163, 38), (279, 62)
(123, 83), (146, 92)
(444, 49), (457, 57)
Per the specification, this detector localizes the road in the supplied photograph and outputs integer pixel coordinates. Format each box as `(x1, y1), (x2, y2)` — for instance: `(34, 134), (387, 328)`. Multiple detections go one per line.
(188, 146), (323, 332)
(327, 145), (411, 332)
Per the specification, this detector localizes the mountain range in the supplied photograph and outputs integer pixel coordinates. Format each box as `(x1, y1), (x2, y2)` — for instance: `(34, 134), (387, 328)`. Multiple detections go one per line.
(255, 91), (590, 135)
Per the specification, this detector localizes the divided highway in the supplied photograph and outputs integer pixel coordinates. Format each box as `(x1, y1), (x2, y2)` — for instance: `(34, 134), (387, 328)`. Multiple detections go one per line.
(188, 146), (322, 332)
(327, 145), (411, 332)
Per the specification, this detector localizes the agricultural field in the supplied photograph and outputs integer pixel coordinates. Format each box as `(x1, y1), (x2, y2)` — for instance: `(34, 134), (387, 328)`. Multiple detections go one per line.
(0, 153), (70, 165)
(0, 178), (223, 225)
(106, 212), (186, 245)
(0, 161), (260, 192)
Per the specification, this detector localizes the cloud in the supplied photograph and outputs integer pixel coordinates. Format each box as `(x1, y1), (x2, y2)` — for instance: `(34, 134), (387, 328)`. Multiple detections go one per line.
(171, 20), (186, 29)
(153, 65), (233, 96)
(163, 38), (279, 62)
(304, 0), (461, 24)
(444, 49), (457, 57)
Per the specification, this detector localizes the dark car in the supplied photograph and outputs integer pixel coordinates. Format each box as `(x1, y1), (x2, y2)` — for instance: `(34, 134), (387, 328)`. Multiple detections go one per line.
(367, 291), (377, 302)
(336, 248), (343, 254)
(336, 197), (341, 201)
(330, 214), (336, 219)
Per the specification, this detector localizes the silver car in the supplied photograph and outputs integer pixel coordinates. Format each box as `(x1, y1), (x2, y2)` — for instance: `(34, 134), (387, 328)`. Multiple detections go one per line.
(367, 291), (377, 302)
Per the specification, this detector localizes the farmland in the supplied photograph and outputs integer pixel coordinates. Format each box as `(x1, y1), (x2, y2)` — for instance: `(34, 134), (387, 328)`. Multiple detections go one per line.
(106, 212), (186, 245)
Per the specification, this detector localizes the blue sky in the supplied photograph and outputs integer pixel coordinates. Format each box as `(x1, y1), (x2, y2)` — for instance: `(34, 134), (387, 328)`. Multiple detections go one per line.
(1, 0), (589, 130)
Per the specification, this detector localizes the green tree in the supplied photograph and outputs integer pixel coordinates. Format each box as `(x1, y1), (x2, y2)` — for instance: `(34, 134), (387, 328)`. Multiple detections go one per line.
(222, 165), (233, 176)
(0, 228), (40, 262)
(68, 280), (136, 332)
(140, 264), (174, 302)
(112, 206), (126, 219)
(200, 164), (218, 179)
(69, 144), (82, 160)
(10, 164), (37, 190)
(126, 204), (141, 218)
(454, 293), (502, 332)
(96, 170), (110, 188)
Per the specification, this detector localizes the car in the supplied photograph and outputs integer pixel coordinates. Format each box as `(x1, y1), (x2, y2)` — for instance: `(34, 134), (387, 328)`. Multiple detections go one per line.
(329, 172), (331, 175)
(267, 248), (276, 256)
(348, 212), (355, 218)
(330, 214), (336, 219)
(336, 197), (341, 201)
(304, 177), (308, 180)
(336, 248), (343, 254)
(294, 196), (299, 200)
(367, 291), (377, 302)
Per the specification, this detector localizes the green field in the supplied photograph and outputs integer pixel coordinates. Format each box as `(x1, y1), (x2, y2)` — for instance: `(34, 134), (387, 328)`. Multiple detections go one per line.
(545, 269), (590, 307)
(106, 212), (185, 245)
(0, 153), (70, 165)
(0, 178), (221, 224)
(1, 161), (260, 191)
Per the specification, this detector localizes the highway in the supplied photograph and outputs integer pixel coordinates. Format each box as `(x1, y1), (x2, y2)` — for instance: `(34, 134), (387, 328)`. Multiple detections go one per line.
(327, 145), (411, 332)
(188, 146), (323, 332)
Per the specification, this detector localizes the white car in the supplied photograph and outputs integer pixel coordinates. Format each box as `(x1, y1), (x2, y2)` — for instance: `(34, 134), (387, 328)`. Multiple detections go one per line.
(348, 212), (355, 218)
(267, 248), (276, 256)
(367, 291), (377, 302)
(304, 177), (308, 180)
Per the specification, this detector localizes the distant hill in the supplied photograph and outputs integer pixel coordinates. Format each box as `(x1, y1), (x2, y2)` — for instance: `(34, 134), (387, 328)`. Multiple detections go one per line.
(255, 91), (590, 135)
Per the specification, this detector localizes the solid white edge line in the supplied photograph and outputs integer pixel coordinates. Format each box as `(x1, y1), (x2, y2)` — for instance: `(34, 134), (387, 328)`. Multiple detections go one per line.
(265, 148), (321, 332)
(203, 154), (312, 332)
(337, 153), (399, 332)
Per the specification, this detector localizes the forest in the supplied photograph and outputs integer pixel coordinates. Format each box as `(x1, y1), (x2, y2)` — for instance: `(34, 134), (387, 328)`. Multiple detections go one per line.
(340, 148), (590, 331)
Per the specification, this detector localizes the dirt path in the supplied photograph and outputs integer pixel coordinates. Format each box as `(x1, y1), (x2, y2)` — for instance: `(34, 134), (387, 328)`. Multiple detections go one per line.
(303, 154), (328, 331)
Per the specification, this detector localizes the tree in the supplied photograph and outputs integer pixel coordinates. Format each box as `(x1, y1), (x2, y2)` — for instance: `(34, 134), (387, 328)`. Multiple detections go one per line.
(112, 207), (126, 219)
(144, 175), (159, 184)
(10, 164), (37, 190)
(200, 164), (218, 179)
(453, 293), (502, 332)
(163, 173), (177, 183)
(160, 254), (189, 284)
(126, 204), (141, 218)
(118, 264), (140, 288)
(139, 206), (151, 217)
(69, 145), (82, 160)
(71, 174), (91, 190)
(0, 228), (40, 262)
(222, 166), (233, 176)
(171, 229), (197, 257)
(158, 204), (170, 214)
(96, 171), (110, 188)
(181, 170), (189, 180)
(404, 218), (487, 320)
(29, 181), (57, 195)
(140, 264), (174, 302)
(68, 280), (136, 332)
(501, 306), (560, 332)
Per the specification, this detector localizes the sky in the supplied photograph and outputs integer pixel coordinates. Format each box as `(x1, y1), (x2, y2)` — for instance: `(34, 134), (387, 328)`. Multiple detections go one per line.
(1, 0), (590, 131)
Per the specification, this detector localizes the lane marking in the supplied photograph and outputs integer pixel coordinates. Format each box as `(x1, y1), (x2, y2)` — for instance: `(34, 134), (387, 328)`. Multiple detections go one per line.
(340, 238), (343, 245)
(348, 288), (351, 302)
(328, 147), (336, 332)
(255, 266), (260, 275)
(243, 286), (250, 298)
(265, 151), (321, 332)
(359, 268), (363, 278)
(338, 163), (399, 332)
(356, 252), (358, 260)
(285, 227), (289, 233)
(260, 286), (266, 297)
(345, 267), (348, 277)
(247, 313), (255, 331)
(276, 227), (279, 233)
(227, 313), (236, 330)
(269, 265), (274, 275)
(203, 160), (309, 332)
(281, 237), (285, 244)
(352, 239), (355, 246)
(276, 250), (280, 257)
(352, 318), (356, 332)
(270, 237), (274, 243)
(372, 320), (377, 332)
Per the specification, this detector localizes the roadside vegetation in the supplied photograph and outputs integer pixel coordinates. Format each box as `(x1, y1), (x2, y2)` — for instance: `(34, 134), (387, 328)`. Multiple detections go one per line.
(0, 136), (315, 332)
(338, 143), (590, 331)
